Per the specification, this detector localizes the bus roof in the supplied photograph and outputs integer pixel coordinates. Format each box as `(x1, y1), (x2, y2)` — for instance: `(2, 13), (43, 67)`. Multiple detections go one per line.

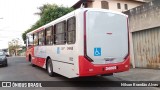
(26, 8), (127, 36)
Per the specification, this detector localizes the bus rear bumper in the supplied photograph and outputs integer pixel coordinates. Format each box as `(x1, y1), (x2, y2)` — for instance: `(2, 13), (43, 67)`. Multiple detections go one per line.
(78, 56), (130, 77)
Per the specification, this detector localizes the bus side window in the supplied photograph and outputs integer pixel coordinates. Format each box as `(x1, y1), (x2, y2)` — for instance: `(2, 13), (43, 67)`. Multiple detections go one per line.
(34, 33), (39, 46)
(28, 34), (34, 46)
(39, 30), (45, 45)
(67, 17), (76, 44)
(54, 21), (66, 45)
(45, 26), (53, 45)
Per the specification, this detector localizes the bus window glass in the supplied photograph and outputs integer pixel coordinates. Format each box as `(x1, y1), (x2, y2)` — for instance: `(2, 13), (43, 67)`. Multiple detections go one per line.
(46, 26), (53, 45)
(39, 31), (45, 45)
(54, 21), (66, 45)
(28, 34), (34, 45)
(56, 22), (65, 34)
(34, 33), (39, 45)
(67, 17), (76, 44)
(55, 34), (65, 44)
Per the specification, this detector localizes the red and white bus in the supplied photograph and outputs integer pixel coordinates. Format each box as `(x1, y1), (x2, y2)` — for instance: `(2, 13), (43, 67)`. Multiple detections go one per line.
(26, 8), (130, 78)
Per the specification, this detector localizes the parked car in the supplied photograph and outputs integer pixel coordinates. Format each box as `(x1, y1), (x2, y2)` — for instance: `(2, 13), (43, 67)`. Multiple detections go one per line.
(4, 52), (10, 57)
(0, 51), (8, 67)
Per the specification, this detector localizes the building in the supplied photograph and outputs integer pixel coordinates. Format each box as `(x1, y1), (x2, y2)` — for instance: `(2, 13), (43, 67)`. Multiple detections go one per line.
(72, 0), (151, 12)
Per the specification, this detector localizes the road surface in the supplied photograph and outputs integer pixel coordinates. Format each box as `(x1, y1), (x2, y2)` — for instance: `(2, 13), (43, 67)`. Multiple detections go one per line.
(0, 57), (158, 90)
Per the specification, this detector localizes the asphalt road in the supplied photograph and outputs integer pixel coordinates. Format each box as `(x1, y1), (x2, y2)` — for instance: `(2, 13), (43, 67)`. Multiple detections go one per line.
(0, 56), (159, 90)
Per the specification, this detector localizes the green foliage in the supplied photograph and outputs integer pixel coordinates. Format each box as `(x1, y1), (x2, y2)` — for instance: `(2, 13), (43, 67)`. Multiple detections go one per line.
(22, 4), (74, 43)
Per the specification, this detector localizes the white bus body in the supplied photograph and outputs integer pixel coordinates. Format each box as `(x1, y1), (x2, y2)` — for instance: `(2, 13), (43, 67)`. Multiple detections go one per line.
(26, 8), (130, 78)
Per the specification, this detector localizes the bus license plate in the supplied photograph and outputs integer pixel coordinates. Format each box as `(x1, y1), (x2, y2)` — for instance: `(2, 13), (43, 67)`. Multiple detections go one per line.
(105, 66), (117, 70)
(105, 60), (113, 64)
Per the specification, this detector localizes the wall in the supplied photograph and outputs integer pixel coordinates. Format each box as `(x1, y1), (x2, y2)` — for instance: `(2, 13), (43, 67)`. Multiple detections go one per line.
(125, 0), (160, 69)
(126, 0), (160, 32)
(132, 27), (160, 68)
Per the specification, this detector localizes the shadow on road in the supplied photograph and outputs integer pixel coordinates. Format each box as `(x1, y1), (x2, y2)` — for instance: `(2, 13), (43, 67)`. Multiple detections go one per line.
(30, 64), (121, 87)
(1, 56), (122, 87)
(0, 65), (8, 68)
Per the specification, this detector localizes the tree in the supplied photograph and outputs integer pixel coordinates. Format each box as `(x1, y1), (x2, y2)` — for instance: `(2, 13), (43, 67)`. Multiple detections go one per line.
(8, 38), (21, 56)
(22, 4), (74, 43)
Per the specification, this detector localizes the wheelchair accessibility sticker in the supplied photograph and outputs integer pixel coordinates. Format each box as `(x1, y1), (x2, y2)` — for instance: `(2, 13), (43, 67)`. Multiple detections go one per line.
(94, 48), (101, 56)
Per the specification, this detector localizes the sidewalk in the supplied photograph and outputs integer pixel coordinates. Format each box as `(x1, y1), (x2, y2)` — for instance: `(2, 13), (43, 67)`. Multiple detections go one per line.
(114, 68), (160, 81)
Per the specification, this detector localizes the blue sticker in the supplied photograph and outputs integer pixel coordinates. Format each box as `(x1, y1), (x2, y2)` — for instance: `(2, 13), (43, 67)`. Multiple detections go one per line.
(94, 48), (101, 56)
(57, 47), (60, 54)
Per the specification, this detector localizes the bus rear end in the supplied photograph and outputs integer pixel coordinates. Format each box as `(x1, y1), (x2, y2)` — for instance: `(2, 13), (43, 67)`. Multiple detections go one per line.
(79, 9), (129, 77)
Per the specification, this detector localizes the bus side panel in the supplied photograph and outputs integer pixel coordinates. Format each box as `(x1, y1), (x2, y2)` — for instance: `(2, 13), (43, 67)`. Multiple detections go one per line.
(52, 61), (78, 78)
(48, 11), (84, 78)
(26, 46), (34, 62)
(34, 46), (47, 68)
(73, 10), (86, 76)
(35, 57), (46, 68)
(26, 47), (42, 68)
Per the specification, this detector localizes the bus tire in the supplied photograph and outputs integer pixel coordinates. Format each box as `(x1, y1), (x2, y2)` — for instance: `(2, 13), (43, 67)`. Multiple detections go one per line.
(47, 59), (54, 77)
(31, 63), (35, 67)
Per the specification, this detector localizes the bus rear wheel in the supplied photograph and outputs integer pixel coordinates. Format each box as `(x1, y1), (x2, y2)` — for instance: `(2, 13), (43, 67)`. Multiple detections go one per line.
(47, 59), (54, 77)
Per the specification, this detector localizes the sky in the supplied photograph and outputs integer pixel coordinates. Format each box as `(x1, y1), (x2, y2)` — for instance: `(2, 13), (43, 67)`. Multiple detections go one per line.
(0, 0), (78, 49)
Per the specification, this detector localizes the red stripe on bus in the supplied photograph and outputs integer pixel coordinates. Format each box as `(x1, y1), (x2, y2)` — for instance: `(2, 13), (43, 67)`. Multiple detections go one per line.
(78, 56), (130, 77)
